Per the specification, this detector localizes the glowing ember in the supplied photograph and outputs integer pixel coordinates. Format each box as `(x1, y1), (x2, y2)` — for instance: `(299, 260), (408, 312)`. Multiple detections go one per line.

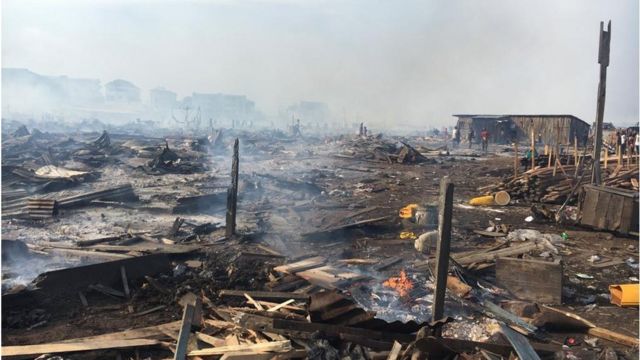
(383, 269), (414, 297)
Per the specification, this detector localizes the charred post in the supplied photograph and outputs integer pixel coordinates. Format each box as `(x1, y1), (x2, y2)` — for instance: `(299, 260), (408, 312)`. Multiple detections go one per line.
(592, 20), (611, 185)
(432, 176), (454, 332)
(226, 138), (240, 237)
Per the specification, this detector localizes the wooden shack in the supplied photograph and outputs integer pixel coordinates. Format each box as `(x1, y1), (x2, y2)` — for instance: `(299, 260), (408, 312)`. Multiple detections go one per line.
(454, 114), (590, 146)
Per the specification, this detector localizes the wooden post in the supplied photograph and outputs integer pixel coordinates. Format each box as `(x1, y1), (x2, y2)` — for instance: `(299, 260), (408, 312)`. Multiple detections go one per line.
(618, 145), (622, 167)
(514, 142), (519, 177)
(604, 147), (608, 169)
(591, 21), (611, 185)
(174, 303), (195, 360)
(574, 136), (578, 165)
(553, 129), (560, 177)
(432, 176), (454, 333)
(544, 145), (549, 156)
(530, 131), (535, 170)
(547, 147), (553, 168)
(226, 138), (239, 237)
(552, 124), (560, 176)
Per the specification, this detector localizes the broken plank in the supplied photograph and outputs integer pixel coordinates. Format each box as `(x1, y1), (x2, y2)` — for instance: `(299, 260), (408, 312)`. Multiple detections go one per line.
(59, 321), (182, 343)
(245, 293), (265, 311)
(219, 290), (309, 302)
(373, 256), (403, 271)
(2, 339), (160, 357)
(196, 332), (225, 347)
(301, 216), (390, 238)
(267, 299), (295, 312)
(273, 256), (326, 274)
(387, 341), (402, 360)
(187, 340), (292, 356)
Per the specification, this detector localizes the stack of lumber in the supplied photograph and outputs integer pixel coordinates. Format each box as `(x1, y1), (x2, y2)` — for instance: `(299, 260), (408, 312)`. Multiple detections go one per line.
(481, 165), (639, 204)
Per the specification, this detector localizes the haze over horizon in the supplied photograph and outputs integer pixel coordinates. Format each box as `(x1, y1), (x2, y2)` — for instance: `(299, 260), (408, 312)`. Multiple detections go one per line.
(2, 0), (639, 127)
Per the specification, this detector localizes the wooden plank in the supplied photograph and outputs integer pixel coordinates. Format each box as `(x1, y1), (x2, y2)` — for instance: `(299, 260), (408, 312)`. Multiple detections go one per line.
(219, 290), (309, 302)
(580, 187), (600, 226)
(273, 256), (326, 274)
(59, 321), (182, 343)
(245, 293), (265, 311)
(187, 340), (292, 356)
(387, 341), (402, 360)
(605, 192), (624, 231)
(619, 197), (634, 234)
(309, 290), (345, 312)
(174, 303), (195, 360)
(496, 257), (562, 304)
(2, 339), (159, 357)
(267, 299), (295, 312)
(196, 332), (225, 347)
(595, 191), (612, 229)
(373, 256), (403, 271)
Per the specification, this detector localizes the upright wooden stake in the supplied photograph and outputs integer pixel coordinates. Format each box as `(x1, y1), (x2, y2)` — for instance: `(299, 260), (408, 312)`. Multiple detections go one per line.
(553, 129), (560, 177)
(604, 147), (608, 169)
(574, 136), (578, 165)
(547, 147), (553, 168)
(544, 145), (549, 156)
(432, 176), (454, 334)
(226, 138), (239, 237)
(530, 131), (535, 170)
(591, 20), (611, 185)
(618, 145), (622, 167)
(514, 142), (519, 177)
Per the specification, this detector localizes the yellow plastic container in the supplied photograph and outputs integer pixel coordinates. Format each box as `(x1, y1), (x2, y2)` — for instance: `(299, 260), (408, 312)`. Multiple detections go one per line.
(469, 195), (494, 206)
(399, 204), (419, 218)
(609, 284), (639, 306)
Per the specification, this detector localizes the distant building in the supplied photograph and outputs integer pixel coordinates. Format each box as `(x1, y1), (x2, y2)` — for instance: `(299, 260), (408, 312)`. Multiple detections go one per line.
(149, 87), (177, 111)
(453, 114), (590, 145)
(184, 92), (256, 125)
(2, 68), (104, 113)
(105, 79), (141, 103)
(286, 101), (330, 124)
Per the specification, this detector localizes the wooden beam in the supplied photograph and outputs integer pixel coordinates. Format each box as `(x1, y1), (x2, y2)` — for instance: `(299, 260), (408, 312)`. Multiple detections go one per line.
(226, 138), (240, 237)
(219, 290), (309, 302)
(187, 340), (292, 356)
(432, 176), (454, 331)
(2, 339), (159, 357)
(592, 21), (611, 184)
(267, 299), (295, 312)
(173, 303), (195, 360)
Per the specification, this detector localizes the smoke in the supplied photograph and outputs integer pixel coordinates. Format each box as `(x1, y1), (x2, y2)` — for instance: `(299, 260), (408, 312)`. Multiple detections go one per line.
(2, 0), (639, 128)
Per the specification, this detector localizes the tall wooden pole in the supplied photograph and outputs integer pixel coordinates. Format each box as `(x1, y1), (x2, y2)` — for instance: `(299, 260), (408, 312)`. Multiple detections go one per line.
(604, 147), (608, 169)
(514, 142), (519, 177)
(530, 130), (535, 170)
(432, 176), (454, 333)
(574, 136), (578, 165)
(591, 20), (611, 185)
(226, 138), (239, 237)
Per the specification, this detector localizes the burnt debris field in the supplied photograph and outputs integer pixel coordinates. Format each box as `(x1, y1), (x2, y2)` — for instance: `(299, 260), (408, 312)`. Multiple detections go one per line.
(1, 120), (638, 360)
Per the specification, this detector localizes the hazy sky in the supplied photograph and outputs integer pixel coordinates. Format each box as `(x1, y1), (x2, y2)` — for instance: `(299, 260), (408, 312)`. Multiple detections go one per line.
(2, 0), (638, 127)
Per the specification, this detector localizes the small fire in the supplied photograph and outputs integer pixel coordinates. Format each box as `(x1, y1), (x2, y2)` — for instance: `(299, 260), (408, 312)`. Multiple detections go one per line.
(383, 270), (414, 297)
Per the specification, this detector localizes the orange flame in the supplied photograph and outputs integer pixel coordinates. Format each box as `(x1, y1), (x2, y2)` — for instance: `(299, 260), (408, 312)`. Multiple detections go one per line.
(383, 269), (414, 297)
